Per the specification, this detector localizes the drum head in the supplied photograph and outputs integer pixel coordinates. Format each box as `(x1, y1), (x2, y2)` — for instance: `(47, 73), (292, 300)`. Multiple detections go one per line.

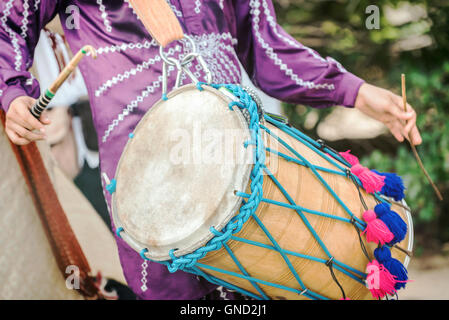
(112, 84), (253, 261)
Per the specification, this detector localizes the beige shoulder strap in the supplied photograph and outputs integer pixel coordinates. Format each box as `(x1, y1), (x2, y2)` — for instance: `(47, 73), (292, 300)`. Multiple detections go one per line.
(128, 0), (184, 47)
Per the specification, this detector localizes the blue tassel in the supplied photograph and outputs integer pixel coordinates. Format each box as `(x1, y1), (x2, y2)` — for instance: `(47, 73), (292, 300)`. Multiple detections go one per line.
(374, 246), (409, 290)
(374, 203), (407, 245)
(372, 170), (405, 201)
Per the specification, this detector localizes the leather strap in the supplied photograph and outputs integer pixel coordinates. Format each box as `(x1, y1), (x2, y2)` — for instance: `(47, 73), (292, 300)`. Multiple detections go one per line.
(128, 0), (184, 47)
(1, 111), (101, 299)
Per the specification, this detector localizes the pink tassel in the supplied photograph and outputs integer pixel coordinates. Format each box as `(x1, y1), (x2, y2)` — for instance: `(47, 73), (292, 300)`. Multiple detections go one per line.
(366, 260), (397, 299)
(340, 150), (385, 193)
(362, 210), (394, 245)
(351, 164), (385, 193)
(339, 150), (360, 166)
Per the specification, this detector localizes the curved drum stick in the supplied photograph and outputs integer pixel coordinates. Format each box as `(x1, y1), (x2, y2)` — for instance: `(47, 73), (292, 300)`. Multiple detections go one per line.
(401, 74), (443, 201)
(30, 45), (97, 119)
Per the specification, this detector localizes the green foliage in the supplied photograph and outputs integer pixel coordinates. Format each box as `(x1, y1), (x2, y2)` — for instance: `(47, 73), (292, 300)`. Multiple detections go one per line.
(274, 0), (449, 245)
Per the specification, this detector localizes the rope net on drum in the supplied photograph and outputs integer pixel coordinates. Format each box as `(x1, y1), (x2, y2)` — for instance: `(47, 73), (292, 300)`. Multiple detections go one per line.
(130, 83), (408, 300)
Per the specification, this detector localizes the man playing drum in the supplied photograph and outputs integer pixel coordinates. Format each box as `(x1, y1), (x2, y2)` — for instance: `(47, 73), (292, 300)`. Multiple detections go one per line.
(0, 0), (421, 300)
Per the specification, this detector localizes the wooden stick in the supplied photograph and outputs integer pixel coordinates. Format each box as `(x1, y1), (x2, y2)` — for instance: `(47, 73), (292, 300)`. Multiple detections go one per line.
(401, 74), (443, 201)
(49, 45), (97, 94)
(30, 45), (97, 119)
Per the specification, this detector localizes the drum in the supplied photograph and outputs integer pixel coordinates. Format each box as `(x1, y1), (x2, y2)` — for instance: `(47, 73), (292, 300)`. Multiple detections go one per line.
(0, 119), (126, 300)
(111, 83), (413, 300)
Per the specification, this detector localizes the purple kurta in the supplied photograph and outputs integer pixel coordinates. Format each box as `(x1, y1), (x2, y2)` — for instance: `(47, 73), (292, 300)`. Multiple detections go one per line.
(0, 0), (364, 300)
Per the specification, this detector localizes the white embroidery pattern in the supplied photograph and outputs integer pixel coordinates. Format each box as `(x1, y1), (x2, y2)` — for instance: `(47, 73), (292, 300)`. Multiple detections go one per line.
(194, 36), (229, 83)
(219, 0), (225, 10)
(193, 32), (238, 48)
(262, 0), (299, 49)
(141, 261), (148, 292)
(194, 0), (202, 14)
(0, 89), (3, 97)
(191, 33), (240, 84)
(96, 39), (157, 55)
(262, 0), (329, 64)
(216, 42), (241, 83)
(95, 55), (160, 96)
(212, 60), (229, 83)
(216, 50), (239, 83)
(123, 1), (181, 22)
(326, 56), (348, 73)
(102, 66), (175, 142)
(34, 0), (41, 11)
(97, 56), (156, 97)
(95, 45), (181, 97)
(97, 0), (112, 32)
(20, 0), (30, 39)
(249, 0), (334, 91)
(166, 0), (183, 17)
(1, 0), (23, 71)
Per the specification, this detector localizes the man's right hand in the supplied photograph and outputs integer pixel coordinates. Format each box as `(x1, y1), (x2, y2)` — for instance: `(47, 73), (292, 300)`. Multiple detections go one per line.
(5, 96), (51, 145)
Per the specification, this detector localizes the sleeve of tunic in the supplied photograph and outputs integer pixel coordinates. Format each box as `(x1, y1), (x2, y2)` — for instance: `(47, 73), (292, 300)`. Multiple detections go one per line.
(232, 0), (365, 109)
(0, 0), (60, 112)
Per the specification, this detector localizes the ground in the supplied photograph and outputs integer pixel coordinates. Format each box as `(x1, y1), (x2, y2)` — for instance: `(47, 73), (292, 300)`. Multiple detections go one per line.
(400, 254), (449, 300)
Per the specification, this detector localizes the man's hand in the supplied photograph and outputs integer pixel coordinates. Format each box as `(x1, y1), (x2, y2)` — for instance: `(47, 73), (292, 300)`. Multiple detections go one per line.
(5, 96), (51, 145)
(354, 83), (422, 146)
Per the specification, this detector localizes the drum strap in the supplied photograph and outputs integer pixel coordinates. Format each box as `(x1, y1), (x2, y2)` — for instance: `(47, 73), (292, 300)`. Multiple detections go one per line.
(0, 111), (101, 299)
(127, 0), (184, 47)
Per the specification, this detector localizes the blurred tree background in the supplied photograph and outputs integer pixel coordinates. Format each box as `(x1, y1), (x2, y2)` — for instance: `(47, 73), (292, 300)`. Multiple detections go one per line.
(273, 0), (449, 254)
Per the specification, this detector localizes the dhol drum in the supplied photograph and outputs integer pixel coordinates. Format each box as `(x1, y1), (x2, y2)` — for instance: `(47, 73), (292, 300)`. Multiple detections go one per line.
(110, 79), (413, 300)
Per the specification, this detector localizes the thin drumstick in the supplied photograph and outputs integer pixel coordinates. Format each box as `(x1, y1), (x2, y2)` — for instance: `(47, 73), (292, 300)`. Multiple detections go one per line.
(401, 74), (443, 201)
(30, 45), (97, 119)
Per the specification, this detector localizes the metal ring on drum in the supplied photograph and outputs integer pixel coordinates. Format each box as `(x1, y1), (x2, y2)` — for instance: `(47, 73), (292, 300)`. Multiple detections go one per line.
(160, 35), (212, 97)
(159, 35), (197, 66)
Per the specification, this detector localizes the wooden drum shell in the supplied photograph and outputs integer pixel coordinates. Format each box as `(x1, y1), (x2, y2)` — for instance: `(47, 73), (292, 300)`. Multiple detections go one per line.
(199, 122), (411, 300)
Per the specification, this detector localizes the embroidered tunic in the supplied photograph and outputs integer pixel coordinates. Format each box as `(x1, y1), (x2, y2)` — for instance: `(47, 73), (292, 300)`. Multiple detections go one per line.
(0, 0), (364, 299)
